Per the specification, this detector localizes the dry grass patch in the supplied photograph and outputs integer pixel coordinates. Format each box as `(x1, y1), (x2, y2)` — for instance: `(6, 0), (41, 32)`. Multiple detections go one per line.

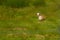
(13, 27), (28, 31)
(34, 34), (45, 40)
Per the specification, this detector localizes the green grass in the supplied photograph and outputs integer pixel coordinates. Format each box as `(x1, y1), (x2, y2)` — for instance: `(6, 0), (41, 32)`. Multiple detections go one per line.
(0, 0), (45, 8)
(0, 6), (59, 40)
(0, 0), (60, 40)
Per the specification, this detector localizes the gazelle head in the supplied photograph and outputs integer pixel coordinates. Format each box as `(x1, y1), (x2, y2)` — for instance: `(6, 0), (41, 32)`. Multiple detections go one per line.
(37, 13), (40, 16)
(37, 12), (41, 16)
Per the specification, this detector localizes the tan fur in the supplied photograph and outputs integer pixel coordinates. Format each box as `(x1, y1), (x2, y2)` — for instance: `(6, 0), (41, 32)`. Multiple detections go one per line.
(36, 12), (46, 21)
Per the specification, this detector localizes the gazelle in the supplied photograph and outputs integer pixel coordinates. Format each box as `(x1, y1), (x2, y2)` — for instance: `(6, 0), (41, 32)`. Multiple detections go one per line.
(37, 13), (46, 21)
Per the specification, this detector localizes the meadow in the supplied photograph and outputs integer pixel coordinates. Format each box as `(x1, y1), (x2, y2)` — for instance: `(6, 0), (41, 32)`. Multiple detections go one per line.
(0, 0), (60, 40)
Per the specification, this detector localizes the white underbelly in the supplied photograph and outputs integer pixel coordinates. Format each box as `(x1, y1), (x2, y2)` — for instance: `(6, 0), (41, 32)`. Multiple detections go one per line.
(38, 16), (43, 20)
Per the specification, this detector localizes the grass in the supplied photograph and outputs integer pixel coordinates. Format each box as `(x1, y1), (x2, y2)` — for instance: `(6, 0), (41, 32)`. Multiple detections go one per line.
(0, 0), (60, 39)
(0, 6), (59, 40)
(0, 0), (45, 8)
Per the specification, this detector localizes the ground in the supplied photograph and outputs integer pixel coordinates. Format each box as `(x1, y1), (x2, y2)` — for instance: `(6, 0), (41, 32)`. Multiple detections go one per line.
(0, 6), (60, 40)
